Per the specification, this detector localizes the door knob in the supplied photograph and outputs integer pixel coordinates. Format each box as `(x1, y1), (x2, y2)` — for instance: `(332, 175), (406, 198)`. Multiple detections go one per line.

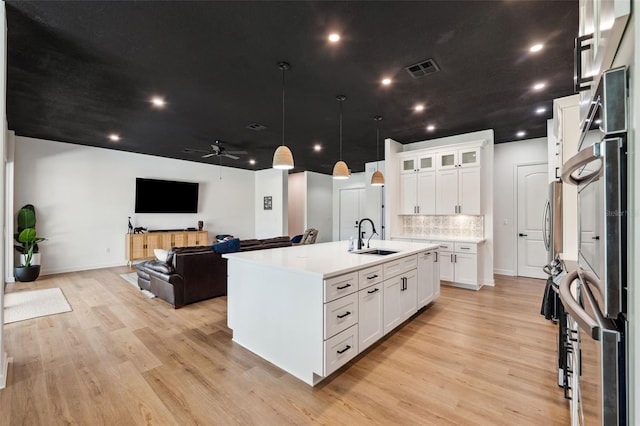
(518, 233), (528, 237)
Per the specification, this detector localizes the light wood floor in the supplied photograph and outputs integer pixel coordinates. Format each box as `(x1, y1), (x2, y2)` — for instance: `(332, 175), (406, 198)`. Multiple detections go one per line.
(1, 267), (570, 425)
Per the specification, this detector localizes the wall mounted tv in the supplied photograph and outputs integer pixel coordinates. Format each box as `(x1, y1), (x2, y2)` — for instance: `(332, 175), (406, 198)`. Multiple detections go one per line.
(135, 178), (199, 213)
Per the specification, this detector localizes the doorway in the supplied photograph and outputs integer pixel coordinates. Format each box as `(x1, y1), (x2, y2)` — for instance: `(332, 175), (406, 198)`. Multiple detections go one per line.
(339, 188), (365, 241)
(516, 163), (548, 279)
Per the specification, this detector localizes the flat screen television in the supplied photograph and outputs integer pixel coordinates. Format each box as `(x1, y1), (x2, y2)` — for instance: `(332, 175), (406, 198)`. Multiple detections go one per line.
(135, 178), (199, 213)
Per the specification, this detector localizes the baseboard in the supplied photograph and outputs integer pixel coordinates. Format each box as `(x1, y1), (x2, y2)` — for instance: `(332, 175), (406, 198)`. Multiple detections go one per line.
(493, 268), (514, 276)
(40, 261), (128, 276)
(0, 353), (9, 390)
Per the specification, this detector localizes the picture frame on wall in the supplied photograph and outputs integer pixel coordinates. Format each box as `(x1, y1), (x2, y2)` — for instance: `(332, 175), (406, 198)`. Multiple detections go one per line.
(263, 196), (272, 210)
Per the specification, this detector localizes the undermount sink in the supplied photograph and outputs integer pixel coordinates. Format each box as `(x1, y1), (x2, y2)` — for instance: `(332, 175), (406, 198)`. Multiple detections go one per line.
(354, 249), (398, 256)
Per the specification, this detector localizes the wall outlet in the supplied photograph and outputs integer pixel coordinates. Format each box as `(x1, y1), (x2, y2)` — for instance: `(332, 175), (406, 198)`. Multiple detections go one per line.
(106, 247), (110, 253)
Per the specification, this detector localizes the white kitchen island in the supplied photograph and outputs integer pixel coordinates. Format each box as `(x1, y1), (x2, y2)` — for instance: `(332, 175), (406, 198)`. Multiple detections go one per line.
(223, 240), (440, 386)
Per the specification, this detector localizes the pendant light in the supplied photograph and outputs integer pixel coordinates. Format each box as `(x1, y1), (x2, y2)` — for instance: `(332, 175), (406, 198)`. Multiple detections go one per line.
(371, 115), (385, 186)
(272, 61), (294, 170)
(333, 95), (350, 179)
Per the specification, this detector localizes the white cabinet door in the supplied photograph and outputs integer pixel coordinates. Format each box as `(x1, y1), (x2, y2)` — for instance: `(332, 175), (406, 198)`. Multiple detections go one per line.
(399, 173), (417, 215)
(433, 251), (441, 298)
(436, 150), (457, 170)
(417, 153), (436, 172)
(417, 251), (435, 308)
(439, 251), (454, 282)
(358, 283), (384, 351)
(458, 146), (481, 168)
(416, 171), (436, 215)
(399, 269), (418, 321)
(436, 169), (458, 214)
(458, 167), (481, 215)
(383, 276), (403, 334)
(400, 157), (416, 175)
(454, 252), (478, 286)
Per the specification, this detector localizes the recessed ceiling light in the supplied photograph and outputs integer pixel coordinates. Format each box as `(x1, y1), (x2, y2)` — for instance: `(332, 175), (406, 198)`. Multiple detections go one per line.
(249, 159), (256, 165)
(313, 144), (322, 152)
(535, 107), (546, 114)
(108, 134), (120, 142)
(381, 78), (392, 85)
(328, 33), (340, 43)
(533, 82), (545, 91)
(151, 96), (166, 108)
(516, 131), (526, 137)
(530, 43), (544, 52)
(414, 104), (425, 112)
(426, 125), (435, 131)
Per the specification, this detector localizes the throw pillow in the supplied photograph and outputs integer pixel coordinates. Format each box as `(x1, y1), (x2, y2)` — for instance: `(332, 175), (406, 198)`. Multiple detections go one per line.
(154, 248), (169, 262)
(211, 238), (240, 254)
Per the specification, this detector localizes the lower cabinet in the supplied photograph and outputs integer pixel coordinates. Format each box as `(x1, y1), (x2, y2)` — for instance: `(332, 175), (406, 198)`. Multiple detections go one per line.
(125, 231), (209, 263)
(358, 283), (384, 351)
(382, 267), (417, 335)
(417, 249), (440, 308)
(324, 325), (359, 376)
(436, 241), (480, 290)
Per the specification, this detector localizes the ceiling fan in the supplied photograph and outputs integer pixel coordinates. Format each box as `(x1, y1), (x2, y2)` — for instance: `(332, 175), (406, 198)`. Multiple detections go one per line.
(183, 140), (247, 160)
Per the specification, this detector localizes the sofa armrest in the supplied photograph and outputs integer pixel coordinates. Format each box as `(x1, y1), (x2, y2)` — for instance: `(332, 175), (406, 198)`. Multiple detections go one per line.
(175, 250), (227, 304)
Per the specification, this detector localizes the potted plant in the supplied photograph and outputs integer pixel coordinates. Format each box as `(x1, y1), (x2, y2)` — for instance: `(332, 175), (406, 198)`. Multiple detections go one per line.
(14, 204), (46, 282)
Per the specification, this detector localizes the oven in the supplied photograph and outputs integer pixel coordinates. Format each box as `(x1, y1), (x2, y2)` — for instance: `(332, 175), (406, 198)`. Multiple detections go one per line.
(559, 66), (628, 426)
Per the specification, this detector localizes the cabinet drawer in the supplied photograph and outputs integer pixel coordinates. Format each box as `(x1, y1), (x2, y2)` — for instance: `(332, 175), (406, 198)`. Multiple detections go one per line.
(324, 293), (358, 339)
(434, 241), (453, 251)
(384, 255), (418, 279)
(324, 324), (358, 376)
(454, 242), (477, 254)
(324, 272), (358, 302)
(358, 265), (384, 290)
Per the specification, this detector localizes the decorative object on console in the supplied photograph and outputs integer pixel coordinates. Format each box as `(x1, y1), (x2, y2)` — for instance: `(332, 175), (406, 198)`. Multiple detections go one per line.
(197, 220), (203, 231)
(14, 204), (47, 282)
(128, 216), (133, 234)
(272, 61), (294, 170)
(332, 95), (350, 179)
(371, 115), (385, 186)
(133, 227), (147, 234)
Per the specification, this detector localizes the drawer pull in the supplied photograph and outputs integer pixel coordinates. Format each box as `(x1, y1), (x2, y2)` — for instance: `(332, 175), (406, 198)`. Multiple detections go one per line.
(460, 247), (470, 250)
(337, 345), (351, 354)
(336, 283), (352, 290)
(367, 288), (379, 294)
(367, 274), (379, 280)
(337, 311), (351, 319)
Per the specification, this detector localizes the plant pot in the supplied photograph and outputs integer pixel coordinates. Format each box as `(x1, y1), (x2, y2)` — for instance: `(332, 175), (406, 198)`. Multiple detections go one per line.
(14, 265), (41, 282)
(19, 253), (40, 266)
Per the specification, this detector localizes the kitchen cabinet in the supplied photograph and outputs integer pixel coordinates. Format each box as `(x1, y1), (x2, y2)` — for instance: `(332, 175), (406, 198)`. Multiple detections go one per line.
(436, 146), (481, 171)
(436, 160), (481, 215)
(358, 281), (384, 351)
(436, 241), (480, 290)
(382, 255), (417, 334)
(399, 152), (436, 215)
(125, 230), (209, 264)
(417, 249), (439, 308)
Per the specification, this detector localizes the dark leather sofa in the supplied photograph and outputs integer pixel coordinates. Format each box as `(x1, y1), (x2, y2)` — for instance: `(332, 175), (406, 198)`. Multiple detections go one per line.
(135, 236), (292, 308)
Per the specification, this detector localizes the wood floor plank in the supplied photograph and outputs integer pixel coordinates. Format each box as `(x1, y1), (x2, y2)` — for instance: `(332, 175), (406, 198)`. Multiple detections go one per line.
(0, 267), (571, 425)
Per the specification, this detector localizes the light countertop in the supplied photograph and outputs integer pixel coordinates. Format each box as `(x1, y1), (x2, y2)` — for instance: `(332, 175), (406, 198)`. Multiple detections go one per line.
(391, 234), (485, 244)
(223, 240), (439, 279)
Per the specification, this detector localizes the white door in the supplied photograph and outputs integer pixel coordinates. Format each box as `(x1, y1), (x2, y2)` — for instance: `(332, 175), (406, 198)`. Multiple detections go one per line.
(399, 269), (417, 321)
(399, 173), (417, 215)
(453, 253), (477, 285)
(339, 188), (364, 241)
(358, 283), (384, 351)
(417, 251), (434, 308)
(517, 163), (549, 278)
(439, 251), (454, 282)
(458, 167), (481, 214)
(383, 276), (403, 334)
(416, 171), (436, 215)
(436, 169), (458, 214)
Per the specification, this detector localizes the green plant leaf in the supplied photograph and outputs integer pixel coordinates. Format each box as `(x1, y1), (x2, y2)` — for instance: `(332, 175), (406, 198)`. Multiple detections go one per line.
(17, 207), (36, 229)
(18, 228), (37, 243)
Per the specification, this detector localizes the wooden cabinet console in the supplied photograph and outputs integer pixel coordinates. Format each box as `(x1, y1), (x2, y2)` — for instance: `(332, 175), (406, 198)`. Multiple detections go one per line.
(125, 231), (208, 264)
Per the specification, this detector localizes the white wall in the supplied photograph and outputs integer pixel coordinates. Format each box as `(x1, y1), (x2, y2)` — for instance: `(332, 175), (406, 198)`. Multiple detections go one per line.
(287, 172), (305, 236)
(0, 2), (8, 389)
(305, 171), (333, 243)
(493, 138), (548, 275)
(12, 136), (256, 275)
(254, 168), (287, 239)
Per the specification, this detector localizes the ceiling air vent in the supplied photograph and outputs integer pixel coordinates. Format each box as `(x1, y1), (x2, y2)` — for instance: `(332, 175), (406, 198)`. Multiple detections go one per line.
(246, 122), (267, 131)
(405, 58), (440, 78)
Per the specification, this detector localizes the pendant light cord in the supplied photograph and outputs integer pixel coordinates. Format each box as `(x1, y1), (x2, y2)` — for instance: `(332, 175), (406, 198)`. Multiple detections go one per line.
(281, 68), (285, 147)
(376, 121), (379, 170)
(339, 100), (343, 160)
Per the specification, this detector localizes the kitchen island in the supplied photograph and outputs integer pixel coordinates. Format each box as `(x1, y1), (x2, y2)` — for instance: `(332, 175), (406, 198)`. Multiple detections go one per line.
(223, 240), (439, 385)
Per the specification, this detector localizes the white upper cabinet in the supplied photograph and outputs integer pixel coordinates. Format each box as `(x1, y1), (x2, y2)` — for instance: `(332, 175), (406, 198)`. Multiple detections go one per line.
(399, 151), (437, 215)
(436, 146), (481, 170)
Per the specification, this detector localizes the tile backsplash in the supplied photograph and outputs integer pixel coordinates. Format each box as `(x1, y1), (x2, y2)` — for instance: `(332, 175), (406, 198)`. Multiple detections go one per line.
(401, 215), (484, 239)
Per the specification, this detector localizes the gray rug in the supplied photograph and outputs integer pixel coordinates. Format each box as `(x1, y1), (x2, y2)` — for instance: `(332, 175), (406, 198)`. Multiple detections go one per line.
(120, 273), (156, 299)
(4, 288), (72, 324)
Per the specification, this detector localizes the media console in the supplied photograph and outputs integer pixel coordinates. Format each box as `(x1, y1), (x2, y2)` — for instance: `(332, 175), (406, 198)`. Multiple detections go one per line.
(125, 230), (209, 265)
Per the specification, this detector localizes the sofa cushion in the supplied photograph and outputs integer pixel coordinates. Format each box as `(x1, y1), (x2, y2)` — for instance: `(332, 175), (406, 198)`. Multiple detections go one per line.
(211, 238), (240, 254)
(154, 248), (169, 262)
(143, 259), (175, 274)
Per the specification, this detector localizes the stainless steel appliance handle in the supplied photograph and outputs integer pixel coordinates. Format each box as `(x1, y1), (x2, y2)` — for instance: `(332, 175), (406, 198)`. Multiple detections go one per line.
(559, 269), (600, 340)
(561, 142), (602, 186)
(542, 199), (551, 251)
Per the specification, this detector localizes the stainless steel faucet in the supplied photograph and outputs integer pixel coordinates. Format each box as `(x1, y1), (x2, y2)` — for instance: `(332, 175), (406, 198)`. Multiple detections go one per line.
(357, 218), (378, 250)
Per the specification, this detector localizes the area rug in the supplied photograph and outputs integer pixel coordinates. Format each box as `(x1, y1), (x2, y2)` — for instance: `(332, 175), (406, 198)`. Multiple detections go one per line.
(4, 288), (72, 324)
(120, 273), (156, 299)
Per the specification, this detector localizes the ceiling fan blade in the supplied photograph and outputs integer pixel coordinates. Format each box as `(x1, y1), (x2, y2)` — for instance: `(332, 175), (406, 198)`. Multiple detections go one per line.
(226, 150), (248, 155)
(223, 154), (240, 160)
(202, 153), (215, 158)
(183, 148), (210, 154)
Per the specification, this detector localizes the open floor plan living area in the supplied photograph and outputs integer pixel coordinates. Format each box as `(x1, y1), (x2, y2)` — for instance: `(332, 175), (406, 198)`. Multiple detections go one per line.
(1, 1), (639, 425)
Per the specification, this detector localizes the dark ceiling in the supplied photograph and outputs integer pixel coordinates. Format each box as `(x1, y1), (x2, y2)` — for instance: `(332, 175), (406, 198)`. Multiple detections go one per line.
(5, 1), (578, 174)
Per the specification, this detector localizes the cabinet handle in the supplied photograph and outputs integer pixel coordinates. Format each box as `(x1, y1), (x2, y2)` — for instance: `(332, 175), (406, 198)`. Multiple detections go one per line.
(460, 247), (470, 250)
(337, 345), (351, 354)
(417, 206), (420, 214)
(367, 288), (379, 294)
(434, 252), (438, 262)
(454, 254), (457, 262)
(450, 254), (454, 262)
(367, 274), (379, 280)
(337, 311), (351, 319)
(337, 283), (352, 290)
(574, 34), (594, 92)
